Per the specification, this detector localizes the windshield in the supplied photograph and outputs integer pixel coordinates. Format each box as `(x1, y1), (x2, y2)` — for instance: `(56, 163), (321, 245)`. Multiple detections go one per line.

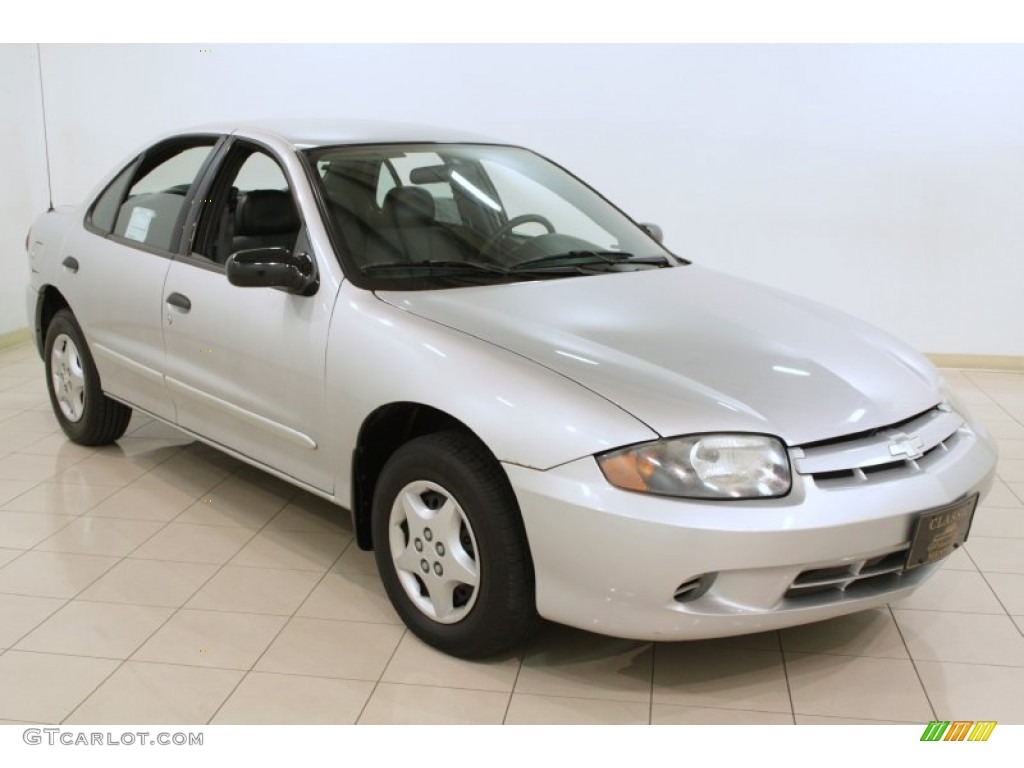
(304, 143), (682, 289)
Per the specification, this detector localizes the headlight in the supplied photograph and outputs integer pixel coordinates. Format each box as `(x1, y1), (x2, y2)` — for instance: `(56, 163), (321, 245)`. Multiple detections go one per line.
(596, 434), (791, 500)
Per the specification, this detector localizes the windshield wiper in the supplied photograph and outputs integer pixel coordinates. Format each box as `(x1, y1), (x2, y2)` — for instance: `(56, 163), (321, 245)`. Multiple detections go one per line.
(362, 260), (508, 275)
(361, 253), (673, 283)
(509, 251), (672, 272)
(512, 251), (630, 269)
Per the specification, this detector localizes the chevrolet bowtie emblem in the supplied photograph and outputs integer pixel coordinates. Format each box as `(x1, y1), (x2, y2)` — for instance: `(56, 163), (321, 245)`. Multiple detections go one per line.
(889, 432), (925, 460)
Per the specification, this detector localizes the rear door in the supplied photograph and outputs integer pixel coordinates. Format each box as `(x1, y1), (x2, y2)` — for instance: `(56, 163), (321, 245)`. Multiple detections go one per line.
(58, 137), (222, 420)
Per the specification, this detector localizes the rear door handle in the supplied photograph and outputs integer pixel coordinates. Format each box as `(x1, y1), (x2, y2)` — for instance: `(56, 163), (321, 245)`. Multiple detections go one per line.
(62, 256), (79, 273)
(166, 292), (192, 312)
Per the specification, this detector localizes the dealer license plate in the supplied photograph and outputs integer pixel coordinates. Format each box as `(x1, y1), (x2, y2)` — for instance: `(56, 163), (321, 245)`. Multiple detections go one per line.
(905, 494), (979, 570)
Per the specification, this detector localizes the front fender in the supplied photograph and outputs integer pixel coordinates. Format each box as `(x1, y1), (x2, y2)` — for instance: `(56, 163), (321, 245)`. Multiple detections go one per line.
(325, 283), (657, 502)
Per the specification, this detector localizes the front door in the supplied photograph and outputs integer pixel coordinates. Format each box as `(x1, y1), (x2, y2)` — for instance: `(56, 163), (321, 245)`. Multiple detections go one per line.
(160, 142), (335, 491)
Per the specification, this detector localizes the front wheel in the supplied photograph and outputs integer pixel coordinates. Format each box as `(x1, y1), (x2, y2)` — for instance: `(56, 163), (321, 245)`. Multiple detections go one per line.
(372, 431), (538, 658)
(44, 309), (132, 445)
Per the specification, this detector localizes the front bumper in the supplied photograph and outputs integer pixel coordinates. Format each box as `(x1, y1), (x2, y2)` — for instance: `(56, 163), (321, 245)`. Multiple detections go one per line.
(506, 420), (997, 641)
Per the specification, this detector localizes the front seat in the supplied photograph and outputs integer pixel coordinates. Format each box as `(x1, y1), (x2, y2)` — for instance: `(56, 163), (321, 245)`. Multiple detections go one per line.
(231, 189), (300, 255)
(370, 186), (466, 263)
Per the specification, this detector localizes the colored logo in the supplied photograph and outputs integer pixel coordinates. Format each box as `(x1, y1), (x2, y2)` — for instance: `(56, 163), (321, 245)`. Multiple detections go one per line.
(920, 721), (996, 742)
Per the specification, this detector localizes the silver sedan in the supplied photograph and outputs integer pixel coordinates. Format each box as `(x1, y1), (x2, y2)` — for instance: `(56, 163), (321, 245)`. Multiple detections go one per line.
(25, 121), (997, 657)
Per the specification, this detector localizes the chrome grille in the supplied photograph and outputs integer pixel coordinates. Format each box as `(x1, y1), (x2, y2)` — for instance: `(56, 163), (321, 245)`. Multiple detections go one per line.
(792, 405), (966, 488)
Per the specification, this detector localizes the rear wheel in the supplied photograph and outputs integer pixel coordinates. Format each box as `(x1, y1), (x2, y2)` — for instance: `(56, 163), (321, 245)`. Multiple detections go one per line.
(372, 431), (537, 658)
(44, 309), (132, 445)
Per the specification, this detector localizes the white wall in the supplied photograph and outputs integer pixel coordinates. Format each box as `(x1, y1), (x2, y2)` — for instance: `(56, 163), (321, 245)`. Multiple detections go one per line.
(15, 44), (1024, 355)
(0, 44), (49, 338)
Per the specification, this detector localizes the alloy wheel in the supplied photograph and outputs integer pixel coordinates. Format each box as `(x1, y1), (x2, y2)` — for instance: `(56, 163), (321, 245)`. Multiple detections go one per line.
(50, 333), (86, 423)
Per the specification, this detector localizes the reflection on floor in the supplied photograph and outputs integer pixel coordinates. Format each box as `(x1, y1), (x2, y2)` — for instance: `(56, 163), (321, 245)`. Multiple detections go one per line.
(0, 342), (1023, 725)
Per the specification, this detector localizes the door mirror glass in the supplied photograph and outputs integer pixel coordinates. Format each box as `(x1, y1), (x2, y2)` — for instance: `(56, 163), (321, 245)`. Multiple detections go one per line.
(226, 248), (317, 295)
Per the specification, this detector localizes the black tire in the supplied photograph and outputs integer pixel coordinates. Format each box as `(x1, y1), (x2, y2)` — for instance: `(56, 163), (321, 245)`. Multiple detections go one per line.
(372, 430), (538, 658)
(44, 309), (132, 446)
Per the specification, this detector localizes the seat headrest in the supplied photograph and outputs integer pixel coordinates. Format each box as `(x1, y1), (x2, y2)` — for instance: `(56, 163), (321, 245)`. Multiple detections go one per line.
(235, 190), (299, 236)
(322, 164), (376, 209)
(383, 187), (435, 228)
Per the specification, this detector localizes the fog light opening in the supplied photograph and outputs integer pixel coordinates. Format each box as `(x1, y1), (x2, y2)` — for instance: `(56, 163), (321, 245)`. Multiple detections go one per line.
(673, 573), (717, 603)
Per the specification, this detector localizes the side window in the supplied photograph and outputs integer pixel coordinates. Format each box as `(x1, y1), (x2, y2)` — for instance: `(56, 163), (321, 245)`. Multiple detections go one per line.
(234, 152), (289, 192)
(88, 158), (140, 234)
(112, 142), (215, 252)
(193, 147), (300, 264)
(375, 162), (398, 207)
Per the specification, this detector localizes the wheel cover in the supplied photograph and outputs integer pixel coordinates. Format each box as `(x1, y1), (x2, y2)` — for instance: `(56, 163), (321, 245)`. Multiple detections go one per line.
(388, 480), (480, 624)
(50, 333), (86, 423)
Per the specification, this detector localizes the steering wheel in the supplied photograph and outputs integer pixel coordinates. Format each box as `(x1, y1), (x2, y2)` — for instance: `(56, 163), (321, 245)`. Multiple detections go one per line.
(480, 214), (556, 259)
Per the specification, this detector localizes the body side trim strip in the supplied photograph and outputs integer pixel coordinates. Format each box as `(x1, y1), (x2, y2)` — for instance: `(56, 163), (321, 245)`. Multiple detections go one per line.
(92, 343), (164, 384)
(164, 376), (317, 450)
(102, 393), (335, 498)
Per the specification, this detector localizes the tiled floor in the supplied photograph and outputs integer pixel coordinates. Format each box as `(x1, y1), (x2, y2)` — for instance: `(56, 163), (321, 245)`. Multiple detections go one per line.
(0, 341), (1022, 725)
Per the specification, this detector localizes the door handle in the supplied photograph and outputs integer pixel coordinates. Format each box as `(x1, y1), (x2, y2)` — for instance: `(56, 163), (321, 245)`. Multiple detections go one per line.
(62, 256), (79, 273)
(166, 292), (192, 312)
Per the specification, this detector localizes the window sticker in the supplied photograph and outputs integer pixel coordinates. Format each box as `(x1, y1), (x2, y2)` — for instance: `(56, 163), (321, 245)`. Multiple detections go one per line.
(124, 207), (157, 243)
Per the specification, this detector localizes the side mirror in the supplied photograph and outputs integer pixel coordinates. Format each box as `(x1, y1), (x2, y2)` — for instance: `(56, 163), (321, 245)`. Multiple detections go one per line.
(226, 248), (318, 295)
(639, 223), (664, 243)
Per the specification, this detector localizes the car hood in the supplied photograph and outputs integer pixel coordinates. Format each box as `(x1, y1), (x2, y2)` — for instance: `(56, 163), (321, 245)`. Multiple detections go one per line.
(376, 265), (942, 446)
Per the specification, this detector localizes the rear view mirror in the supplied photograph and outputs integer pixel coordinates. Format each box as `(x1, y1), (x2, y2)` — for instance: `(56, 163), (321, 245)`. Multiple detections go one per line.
(226, 248), (318, 295)
(408, 165), (450, 184)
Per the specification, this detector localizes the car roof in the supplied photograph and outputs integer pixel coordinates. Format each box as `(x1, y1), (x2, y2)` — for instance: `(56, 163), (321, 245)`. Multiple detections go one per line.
(186, 119), (501, 148)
